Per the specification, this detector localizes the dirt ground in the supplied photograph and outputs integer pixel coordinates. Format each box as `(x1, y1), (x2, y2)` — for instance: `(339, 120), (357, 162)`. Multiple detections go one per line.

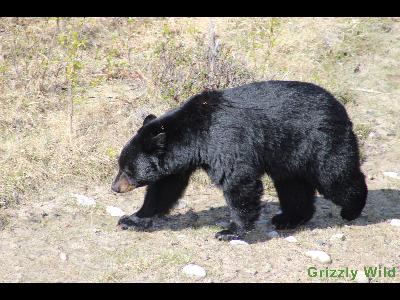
(1, 88), (400, 283)
(0, 17), (400, 283)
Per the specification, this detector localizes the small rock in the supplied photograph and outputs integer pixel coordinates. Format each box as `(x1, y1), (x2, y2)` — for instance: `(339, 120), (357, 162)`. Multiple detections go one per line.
(356, 272), (370, 283)
(264, 262), (272, 272)
(182, 264), (206, 278)
(285, 236), (297, 243)
(72, 194), (96, 206)
(106, 206), (125, 217)
(330, 233), (346, 241)
(266, 230), (279, 239)
(368, 175), (374, 180)
(368, 132), (376, 138)
(383, 172), (400, 179)
(245, 269), (258, 275)
(315, 240), (326, 246)
(229, 239), (249, 246)
(366, 109), (376, 115)
(59, 252), (68, 261)
(174, 200), (187, 210)
(390, 219), (400, 227)
(305, 250), (332, 264)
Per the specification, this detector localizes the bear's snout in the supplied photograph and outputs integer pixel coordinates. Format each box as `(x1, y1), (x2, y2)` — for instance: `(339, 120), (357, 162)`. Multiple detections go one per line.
(111, 171), (135, 193)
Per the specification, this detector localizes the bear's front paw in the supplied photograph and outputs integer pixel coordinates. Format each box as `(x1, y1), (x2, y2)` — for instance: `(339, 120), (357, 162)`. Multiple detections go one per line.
(215, 221), (248, 241)
(215, 229), (243, 241)
(117, 214), (153, 231)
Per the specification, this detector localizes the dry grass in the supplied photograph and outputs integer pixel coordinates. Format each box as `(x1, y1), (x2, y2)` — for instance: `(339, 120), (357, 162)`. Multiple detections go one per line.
(1, 17), (400, 282)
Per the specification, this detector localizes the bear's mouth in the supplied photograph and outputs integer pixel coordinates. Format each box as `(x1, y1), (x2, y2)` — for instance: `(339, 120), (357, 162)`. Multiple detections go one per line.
(111, 171), (136, 193)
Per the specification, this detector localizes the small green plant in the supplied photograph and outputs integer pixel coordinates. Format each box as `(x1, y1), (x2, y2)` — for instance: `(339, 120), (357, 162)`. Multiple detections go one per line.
(336, 90), (355, 105)
(58, 19), (87, 142)
(355, 123), (372, 142)
(105, 146), (118, 159)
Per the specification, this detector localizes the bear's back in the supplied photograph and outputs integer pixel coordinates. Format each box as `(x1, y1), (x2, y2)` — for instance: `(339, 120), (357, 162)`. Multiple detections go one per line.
(218, 80), (351, 128)
(152, 80), (351, 142)
(221, 81), (336, 109)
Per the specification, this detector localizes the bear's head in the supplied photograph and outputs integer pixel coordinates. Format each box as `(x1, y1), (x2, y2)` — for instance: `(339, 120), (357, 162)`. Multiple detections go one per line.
(111, 114), (167, 193)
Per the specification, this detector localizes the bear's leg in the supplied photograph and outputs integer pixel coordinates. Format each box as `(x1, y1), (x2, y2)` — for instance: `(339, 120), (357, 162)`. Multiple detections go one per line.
(215, 178), (263, 241)
(271, 178), (316, 229)
(319, 170), (367, 221)
(117, 171), (192, 230)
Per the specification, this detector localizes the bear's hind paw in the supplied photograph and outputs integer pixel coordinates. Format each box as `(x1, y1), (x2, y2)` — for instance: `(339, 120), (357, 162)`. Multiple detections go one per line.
(271, 213), (310, 230)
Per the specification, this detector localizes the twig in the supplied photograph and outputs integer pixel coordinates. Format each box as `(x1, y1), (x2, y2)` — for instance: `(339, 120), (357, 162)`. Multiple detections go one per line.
(350, 88), (393, 95)
(67, 77), (73, 144)
(208, 18), (218, 76)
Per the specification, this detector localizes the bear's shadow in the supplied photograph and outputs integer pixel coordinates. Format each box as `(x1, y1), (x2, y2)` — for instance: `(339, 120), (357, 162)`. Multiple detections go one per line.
(132, 189), (400, 244)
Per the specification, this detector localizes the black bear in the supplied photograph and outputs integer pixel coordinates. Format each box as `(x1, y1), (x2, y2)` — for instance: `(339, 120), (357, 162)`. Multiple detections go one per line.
(111, 81), (367, 241)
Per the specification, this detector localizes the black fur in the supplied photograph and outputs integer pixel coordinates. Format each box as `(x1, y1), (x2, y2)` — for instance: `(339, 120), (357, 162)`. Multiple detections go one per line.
(113, 81), (367, 240)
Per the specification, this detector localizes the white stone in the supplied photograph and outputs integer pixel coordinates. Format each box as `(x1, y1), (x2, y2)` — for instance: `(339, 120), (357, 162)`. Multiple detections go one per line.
(356, 272), (370, 283)
(106, 206), (125, 217)
(330, 233), (345, 241)
(266, 231), (280, 238)
(305, 250), (332, 264)
(264, 262), (273, 272)
(229, 239), (249, 246)
(59, 252), (68, 261)
(174, 200), (187, 210)
(72, 194), (96, 206)
(285, 236), (297, 243)
(182, 264), (206, 278)
(390, 219), (400, 227)
(383, 172), (400, 179)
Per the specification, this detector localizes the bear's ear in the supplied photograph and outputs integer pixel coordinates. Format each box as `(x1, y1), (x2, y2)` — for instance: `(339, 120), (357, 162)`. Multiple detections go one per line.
(143, 114), (157, 126)
(145, 132), (167, 154)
